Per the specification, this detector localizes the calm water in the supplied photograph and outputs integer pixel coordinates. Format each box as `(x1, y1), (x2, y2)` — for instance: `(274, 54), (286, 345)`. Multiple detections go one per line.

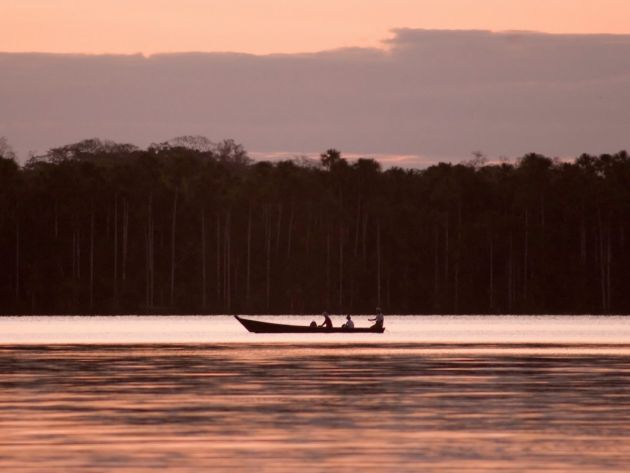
(1, 316), (630, 472)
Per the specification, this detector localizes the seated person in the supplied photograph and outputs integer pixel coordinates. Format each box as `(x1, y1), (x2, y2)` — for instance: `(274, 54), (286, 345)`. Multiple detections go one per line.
(369, 308), (384, 329)
(319, 311), (333, 329)
(342, 315), (354, 329)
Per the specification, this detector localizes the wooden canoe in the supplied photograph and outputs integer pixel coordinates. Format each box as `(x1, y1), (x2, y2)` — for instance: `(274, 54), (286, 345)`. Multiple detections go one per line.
(234, 315), (385, 334)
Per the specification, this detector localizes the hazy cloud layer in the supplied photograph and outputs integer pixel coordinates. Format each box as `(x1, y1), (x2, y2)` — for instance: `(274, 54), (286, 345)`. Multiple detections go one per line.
(1, 29), (629, 166)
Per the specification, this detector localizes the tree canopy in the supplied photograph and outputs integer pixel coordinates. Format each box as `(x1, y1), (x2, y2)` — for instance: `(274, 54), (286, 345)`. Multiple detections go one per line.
(1, 137), (629, 315)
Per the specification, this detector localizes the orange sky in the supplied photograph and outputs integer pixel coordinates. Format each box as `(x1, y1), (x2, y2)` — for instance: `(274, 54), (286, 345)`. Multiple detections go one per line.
(3, 0), (630, 55)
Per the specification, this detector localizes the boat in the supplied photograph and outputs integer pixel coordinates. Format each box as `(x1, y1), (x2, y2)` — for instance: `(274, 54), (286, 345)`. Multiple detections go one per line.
(234, 315), (385, 334)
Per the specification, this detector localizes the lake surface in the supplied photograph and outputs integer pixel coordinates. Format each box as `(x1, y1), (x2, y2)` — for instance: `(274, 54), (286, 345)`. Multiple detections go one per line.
(2, 316), (630, 472)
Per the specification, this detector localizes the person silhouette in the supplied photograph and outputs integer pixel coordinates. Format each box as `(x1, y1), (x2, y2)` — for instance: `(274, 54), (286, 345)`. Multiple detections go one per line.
(369, 308), (384, 329)
(320, 311), (333, 329)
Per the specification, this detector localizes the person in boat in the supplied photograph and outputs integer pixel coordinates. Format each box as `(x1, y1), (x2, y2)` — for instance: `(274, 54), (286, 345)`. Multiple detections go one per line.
(369, 308), (384, 329)
(319, 311), (333, 329)
(342, 314), (354, 330)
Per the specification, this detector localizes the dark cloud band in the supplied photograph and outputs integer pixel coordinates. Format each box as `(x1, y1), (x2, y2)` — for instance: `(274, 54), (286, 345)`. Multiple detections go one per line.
(1, 29), (629, 165)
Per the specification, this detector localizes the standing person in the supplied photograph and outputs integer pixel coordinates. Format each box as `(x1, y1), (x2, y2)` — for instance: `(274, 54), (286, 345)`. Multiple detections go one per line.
(369, 308), (384, 329)
(342, 314), (354, 329)
(320, 311), (333, 329)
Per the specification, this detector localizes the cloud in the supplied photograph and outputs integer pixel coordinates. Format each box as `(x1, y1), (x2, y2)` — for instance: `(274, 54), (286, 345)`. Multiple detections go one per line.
(249, 151), (439, 169)
(1, 29), (629, 165)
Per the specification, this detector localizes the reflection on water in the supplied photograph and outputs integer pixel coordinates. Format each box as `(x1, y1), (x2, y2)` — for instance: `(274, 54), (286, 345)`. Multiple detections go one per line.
(2, 341), (630, 471)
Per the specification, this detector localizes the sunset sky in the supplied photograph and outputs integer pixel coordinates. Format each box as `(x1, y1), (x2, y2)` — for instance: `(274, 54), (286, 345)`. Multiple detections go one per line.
(3, 0), (630, 54)
(2, 1), (630, 164)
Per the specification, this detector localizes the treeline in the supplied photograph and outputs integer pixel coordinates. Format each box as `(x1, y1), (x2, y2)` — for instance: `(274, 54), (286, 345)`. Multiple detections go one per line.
(0, 136), (629, 315)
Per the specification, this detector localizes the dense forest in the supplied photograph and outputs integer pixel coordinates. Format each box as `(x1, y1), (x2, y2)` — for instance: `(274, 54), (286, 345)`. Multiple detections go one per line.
(0, 136), (629, 315)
